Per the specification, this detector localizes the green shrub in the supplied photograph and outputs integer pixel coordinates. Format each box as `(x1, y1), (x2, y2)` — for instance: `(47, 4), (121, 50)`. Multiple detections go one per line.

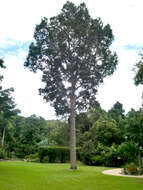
(80, 141), (141, 167)
(76, 147), (81, 161)
(103, 144), (123, 167)
(90, 155), (104, 165)
(38, 146), (70, 163)
(42, 156), (49, 163)
(80, 143), (104, 165)
(80, 154), (92, 165)
(28, 153), (39, 159)
(39, 146), (81, 163)
(0, 149), (7, 159)
(80, 143), (123, 167)
(15, 149), (25, 159)
(118, 141), (139, 163)
(14, 144), (38, 159)
(9, 151), (16, 159)
(30, 158), (40, 162)
(138, 166), (143, 175)
(25, 153), (40, 162)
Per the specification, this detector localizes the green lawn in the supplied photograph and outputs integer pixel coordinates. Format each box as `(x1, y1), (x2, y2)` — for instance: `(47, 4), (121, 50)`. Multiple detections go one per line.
(0, 161), (143, 190)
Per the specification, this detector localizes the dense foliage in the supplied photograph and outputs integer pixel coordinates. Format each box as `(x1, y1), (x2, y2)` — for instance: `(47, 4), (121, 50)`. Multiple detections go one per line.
(77, 104), (143, 167)
(38, 146), (70, 163)
(0, 59), (20, 154)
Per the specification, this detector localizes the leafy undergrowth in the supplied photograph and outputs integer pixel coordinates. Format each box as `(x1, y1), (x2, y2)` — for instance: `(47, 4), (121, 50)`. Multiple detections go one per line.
(0, 161), (143, 190)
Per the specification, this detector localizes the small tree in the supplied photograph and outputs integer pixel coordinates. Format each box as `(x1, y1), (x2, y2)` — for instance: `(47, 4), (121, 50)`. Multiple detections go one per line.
(25, 1), (118, 169)
(108, 101), (125, 123)
(0, 59), (20, 149)
(126, 109), (143, 167)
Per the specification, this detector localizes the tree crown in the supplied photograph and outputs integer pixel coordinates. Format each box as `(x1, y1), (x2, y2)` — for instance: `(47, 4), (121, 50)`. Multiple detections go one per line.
(25, 1), (118, 115)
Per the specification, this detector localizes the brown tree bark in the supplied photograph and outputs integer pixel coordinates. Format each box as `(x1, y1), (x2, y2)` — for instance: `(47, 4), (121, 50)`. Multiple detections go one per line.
(70, 92), (77, 169)
(1, 127), (5, 148)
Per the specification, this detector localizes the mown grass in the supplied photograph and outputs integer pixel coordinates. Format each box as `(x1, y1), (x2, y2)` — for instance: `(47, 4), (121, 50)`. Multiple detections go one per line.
(0, 161), (143, 190)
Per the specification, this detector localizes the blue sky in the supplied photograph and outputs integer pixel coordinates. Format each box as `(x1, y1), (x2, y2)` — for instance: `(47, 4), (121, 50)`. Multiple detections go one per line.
(0, 0), (143, 119)
(0, 41), (30, 58)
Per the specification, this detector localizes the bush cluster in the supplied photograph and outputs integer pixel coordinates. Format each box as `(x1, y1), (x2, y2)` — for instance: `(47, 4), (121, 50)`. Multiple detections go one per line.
(38, 146), (70, 163)
(0, 149), (7, 159)
(79, 141), (140, 167)
(25, 153), (40, 162)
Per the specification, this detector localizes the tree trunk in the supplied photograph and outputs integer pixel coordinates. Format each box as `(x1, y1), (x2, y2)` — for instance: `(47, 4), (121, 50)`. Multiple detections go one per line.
(70, 94), (77, 170)
(1, 127), (5, 148)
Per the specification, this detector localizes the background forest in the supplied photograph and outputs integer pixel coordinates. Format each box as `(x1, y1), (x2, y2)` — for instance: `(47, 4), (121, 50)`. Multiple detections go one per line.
(1, 60), (143, 168)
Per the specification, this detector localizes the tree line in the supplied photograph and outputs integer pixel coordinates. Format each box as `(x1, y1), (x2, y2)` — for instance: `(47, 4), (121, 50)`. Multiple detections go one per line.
(0, 87), (143, 168)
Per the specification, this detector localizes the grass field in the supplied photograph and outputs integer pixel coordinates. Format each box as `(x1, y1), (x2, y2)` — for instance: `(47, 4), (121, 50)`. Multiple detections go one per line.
(0, 161), (143, 190)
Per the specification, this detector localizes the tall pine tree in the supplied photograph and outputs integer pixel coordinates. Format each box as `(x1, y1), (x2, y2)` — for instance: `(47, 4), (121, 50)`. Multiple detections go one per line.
(25, 1), (118, 169)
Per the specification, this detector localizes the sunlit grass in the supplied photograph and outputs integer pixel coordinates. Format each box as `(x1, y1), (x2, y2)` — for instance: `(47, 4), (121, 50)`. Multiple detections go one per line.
(0, 161), (143, 190)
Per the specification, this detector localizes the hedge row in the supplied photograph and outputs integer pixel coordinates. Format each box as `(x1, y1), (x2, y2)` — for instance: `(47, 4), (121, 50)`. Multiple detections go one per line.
(39, 146), (69, 163)
(38, 146), (81, 163)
